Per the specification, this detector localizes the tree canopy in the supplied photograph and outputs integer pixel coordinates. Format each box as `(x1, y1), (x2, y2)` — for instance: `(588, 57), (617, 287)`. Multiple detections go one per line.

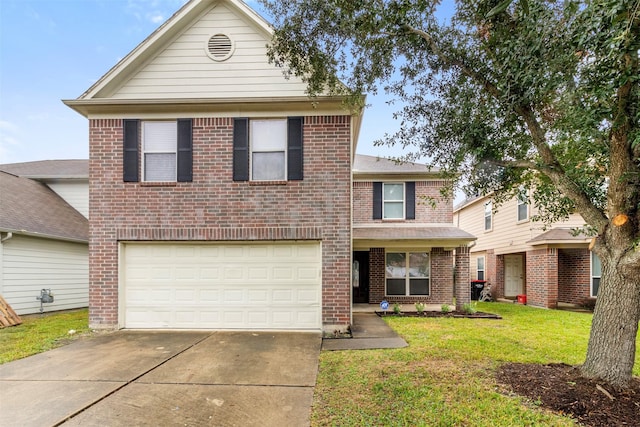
(262, 0), (639, 387)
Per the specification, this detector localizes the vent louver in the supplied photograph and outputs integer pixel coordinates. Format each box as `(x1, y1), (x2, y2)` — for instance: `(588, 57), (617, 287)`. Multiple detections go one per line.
(207, 34), (233, 61)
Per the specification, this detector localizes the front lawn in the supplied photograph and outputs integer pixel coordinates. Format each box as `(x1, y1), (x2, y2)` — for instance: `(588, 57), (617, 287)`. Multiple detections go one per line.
(0, 309), (89, 364)
(312, 303), (640, 426)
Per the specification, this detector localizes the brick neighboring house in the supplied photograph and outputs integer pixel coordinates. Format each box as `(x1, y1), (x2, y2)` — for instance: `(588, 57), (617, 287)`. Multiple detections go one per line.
(352, 155), (476, 308)
(64, 0), (474, 332)
(453, 193), (600, 308)
(0, 162), (89, 314)
(64, 0), (361, 332)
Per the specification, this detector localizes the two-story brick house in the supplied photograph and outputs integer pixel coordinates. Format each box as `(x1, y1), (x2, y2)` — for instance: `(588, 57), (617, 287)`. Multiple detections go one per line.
(352, 155), (476, 307)
(64, 0), (474, 333)
(454, 193), (599, 308)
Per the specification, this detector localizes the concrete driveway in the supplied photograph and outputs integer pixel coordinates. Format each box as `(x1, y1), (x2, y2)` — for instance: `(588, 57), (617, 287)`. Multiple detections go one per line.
(0, 331), (321, 426)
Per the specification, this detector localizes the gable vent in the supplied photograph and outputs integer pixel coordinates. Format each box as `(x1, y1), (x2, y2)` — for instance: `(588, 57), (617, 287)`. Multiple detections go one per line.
(206, 34), (234, 61)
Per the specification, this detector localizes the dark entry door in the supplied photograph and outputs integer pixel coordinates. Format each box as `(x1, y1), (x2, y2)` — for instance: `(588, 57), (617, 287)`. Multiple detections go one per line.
(352, 251), (370, 303)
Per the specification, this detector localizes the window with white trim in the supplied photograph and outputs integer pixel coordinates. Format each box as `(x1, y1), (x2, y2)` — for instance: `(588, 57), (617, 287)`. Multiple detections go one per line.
(385, 252), (430, 296)
(517, 189), (529, 222)
(484, 201), (492, 230)
(477, 256), (485, 280)
(143, 121), (177, 182)
(383, 183), (404, 219)
(250, 119), (287, 181)
(591, 252), (601, 297)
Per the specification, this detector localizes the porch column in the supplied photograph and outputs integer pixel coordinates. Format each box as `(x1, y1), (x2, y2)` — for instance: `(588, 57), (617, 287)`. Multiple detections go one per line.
(526, 248), (558, 308)
(454, 246), (471, 310)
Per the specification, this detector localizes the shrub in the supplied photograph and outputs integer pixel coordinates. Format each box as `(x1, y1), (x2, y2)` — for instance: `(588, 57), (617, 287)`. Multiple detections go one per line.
(415, 302), (425, 314)
(441, 304), (451, 313)
(462, 302), (478, 314)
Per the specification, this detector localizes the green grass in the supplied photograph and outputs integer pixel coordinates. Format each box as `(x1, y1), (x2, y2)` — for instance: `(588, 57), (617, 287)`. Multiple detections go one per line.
(311, 303), (640, 426)
(0, 309), (89, 364)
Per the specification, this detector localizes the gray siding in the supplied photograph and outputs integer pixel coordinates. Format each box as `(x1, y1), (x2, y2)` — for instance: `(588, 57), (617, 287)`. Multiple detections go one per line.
(0, 235), (88, 315)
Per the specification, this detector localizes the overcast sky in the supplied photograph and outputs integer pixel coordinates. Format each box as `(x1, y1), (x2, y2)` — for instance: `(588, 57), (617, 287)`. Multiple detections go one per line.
(0, 0), (409, 165)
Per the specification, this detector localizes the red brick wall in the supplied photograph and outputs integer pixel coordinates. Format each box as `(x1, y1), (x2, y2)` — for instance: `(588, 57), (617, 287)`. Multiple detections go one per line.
(88, 116), (352, 330)
(366, 247), (454, 305)
(352, 181), (452, 224)
(558, 248), (591, 304)
(526, 248), (558, 308)
(454, 246), (470, 309)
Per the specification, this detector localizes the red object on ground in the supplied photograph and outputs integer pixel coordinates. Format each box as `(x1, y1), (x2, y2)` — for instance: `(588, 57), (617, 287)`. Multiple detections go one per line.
(517, 294), (527, 304)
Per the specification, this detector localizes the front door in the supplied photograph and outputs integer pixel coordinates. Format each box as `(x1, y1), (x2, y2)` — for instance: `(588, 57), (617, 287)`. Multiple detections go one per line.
(504, 254), (524, 296)
(352, 251), (370, 303)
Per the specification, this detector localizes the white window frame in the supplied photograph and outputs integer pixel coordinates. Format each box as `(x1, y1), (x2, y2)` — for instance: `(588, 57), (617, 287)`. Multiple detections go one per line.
(142, 121), (177, 182)
(382, 182), (405, 220)
(250, 119), (287, 181)
(385, 251), (431, 296)
(590, 252), (601, 297)
(477, 256), (485, 281)
(517, 188), (529, 222)
(484, 201), (493, 231)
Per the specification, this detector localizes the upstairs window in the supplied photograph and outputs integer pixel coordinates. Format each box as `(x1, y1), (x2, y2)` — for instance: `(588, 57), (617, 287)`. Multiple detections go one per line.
(383, 183), (404, 219)
(517, 189), (529, 222)
(233, 117), (303, 182)
(484, 201), (492, 231)
(385, 252), (430, 296)
(373, 182), (415, 220)
(143, 121), (177, 182)
(123, 119), (192, 183)
(251, 119), (287, 181)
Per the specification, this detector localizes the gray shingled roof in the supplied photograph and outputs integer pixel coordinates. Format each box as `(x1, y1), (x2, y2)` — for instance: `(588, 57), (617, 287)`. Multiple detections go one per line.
(527, 227), (591, 245)
(353, 226), (476, 241)
(0, 171), (88, 242)
(0, 159), (88, 179)
(353, 154), (438, 174)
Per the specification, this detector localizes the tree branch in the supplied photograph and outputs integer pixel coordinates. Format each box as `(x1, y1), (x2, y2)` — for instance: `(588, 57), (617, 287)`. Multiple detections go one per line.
(403, 22), (610, 232)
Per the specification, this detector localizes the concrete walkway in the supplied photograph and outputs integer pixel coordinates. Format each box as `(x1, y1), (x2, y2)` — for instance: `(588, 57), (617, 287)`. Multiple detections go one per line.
(0, 331), (321, 427)
(322, 312), (408, 351)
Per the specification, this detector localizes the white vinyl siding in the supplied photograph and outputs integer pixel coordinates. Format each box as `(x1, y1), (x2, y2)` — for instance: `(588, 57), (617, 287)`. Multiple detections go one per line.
(0, 235), (88, 315)
(110, 4), (309, 99)
(121, 242), (322, 330)
(47, 181), (89, 218)
(455, 197), (587, 256)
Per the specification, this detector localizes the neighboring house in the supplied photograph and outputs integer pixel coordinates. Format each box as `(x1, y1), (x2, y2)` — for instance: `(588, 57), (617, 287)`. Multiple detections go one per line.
(0, 168), (89, 315)
(63, 0), (474, 332)
(454, 193), (598, 308)
(352, 155), (476, 307)
(0, 160), (89, 218)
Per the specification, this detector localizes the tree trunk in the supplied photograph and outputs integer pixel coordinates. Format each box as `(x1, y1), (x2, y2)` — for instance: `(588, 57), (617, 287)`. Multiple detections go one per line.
(581, 250), (640, 388)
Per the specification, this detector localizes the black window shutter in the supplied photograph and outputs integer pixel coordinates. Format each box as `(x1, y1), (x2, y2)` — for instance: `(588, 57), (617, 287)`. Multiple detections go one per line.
(287, 117), (303, 180)
(406, 181), (416, 219)
(373, 182), (382, 219)
(177, 119), (193, 182)
(123, 119), (139, 182)
(233, 118), (249, 181)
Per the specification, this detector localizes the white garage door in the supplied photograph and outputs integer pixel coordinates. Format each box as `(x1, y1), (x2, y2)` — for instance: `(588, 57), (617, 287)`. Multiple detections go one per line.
(122, 242), (322, 330)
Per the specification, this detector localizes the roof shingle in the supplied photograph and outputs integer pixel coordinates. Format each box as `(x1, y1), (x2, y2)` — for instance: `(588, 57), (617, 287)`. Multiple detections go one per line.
(0, 171), (88, 242)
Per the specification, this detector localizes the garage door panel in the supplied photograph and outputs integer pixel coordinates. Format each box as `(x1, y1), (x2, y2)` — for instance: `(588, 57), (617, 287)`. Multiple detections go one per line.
(123, 242), (322, 330)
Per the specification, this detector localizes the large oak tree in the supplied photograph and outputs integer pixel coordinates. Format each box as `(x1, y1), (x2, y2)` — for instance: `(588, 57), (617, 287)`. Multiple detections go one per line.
(261, 0), (639, 387)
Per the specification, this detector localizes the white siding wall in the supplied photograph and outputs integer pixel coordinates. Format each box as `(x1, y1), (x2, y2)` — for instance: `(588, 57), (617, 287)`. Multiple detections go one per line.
(0, 235), (88, 315)
(112, 3), (309, 99)
(47, 181), (89, 218)
(455, 197), (587, 255)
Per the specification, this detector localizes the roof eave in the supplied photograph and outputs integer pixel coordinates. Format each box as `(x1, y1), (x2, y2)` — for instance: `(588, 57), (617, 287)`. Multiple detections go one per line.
(0, 228), (88, 244)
